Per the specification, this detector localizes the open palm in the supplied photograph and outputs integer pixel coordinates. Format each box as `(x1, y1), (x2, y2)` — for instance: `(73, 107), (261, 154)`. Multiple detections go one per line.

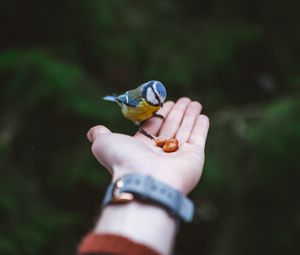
(88, 98), (209, 195)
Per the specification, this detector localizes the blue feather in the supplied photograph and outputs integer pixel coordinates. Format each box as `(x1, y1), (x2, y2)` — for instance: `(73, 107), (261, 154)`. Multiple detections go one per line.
(116, 93), (142, 107)
(103, 95), (117, 102)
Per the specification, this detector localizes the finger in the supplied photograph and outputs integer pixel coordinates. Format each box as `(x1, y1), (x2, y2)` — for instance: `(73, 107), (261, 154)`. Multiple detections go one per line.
(188, 115), (210, 149)
(158, 97), (191, 139)
(134, 101), (174, 139)
(87, 125), (112, 143)
(175, 101), (202, 144)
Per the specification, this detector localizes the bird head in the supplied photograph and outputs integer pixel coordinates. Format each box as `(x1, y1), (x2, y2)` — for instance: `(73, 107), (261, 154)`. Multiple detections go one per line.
(142, 80), (167, 107)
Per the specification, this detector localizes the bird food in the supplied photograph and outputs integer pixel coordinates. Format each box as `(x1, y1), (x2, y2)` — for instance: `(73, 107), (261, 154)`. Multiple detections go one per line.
(155, 138), (167, 147)
(155, 138), (179, 152)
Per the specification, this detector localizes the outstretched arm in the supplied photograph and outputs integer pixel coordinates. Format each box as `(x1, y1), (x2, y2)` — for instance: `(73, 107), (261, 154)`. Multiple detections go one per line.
(81, 97), (209, 255)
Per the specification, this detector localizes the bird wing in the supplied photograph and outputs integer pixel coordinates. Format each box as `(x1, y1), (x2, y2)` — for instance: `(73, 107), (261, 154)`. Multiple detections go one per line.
(116, 91), (143, 107)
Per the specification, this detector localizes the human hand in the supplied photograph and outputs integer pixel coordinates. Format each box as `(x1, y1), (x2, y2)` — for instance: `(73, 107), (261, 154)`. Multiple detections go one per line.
(87, 97), (209, 195)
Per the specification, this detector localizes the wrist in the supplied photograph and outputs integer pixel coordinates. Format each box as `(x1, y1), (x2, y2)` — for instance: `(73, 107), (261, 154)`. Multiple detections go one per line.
(94, 201), (177, 255)
(96, 173), (195, 254)
(104, 173), (194, 222)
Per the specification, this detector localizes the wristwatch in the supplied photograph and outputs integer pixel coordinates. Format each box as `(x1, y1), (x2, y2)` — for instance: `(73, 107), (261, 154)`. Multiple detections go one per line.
(102, 174), (194, 222)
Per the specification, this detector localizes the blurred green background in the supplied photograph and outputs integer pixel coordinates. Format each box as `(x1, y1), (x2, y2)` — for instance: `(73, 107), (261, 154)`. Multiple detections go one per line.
(0, 1), (299, 254)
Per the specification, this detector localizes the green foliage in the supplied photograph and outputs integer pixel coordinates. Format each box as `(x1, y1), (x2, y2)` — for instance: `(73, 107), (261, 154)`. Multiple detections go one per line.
(0, 1), (299, 255)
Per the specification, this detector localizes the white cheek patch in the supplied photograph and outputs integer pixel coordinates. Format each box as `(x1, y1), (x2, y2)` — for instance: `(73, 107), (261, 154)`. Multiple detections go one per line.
(153, 81), (159, 94)
(146, 88), (159, 105)
(153, 82), (166, 103)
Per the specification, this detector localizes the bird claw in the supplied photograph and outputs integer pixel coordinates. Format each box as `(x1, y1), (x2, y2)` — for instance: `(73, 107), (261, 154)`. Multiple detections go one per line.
(139, 128), (155, 140)
(152, 113), (165, 120)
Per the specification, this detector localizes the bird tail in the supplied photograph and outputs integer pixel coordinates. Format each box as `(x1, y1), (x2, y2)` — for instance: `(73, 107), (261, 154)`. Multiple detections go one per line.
(102, 95), (117, 102)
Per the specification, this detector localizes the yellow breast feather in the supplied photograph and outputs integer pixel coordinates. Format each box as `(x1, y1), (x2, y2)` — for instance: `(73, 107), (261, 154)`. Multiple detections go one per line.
(121, 99), (160, 123)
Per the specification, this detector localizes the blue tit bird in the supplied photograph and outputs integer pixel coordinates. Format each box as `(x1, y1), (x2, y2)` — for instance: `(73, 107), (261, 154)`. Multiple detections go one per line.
(103, 80), (167, 139)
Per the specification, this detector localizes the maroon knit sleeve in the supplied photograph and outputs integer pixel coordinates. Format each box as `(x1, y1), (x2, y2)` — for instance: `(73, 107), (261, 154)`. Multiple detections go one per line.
(77, 233), (161, 255)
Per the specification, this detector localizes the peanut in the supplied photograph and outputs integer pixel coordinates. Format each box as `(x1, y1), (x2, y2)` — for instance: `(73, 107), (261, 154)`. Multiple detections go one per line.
(166, 138), (179, 145)
(163, 139), (179, 153)
(155, 137), (167, 147)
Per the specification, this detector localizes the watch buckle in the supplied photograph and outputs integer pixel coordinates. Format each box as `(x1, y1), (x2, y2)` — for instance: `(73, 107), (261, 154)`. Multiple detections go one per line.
(112, 179), (134, 203)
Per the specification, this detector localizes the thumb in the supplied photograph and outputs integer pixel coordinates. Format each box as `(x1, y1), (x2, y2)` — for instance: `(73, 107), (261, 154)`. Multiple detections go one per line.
(86, 125), (112, 143)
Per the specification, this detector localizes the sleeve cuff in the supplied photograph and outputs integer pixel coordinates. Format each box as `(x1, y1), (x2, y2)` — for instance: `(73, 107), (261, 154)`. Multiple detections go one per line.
(77, 233), (161, 255)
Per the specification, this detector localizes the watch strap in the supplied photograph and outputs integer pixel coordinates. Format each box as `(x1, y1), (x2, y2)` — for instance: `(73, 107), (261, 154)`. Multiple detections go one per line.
(102, 174), (194, 222)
